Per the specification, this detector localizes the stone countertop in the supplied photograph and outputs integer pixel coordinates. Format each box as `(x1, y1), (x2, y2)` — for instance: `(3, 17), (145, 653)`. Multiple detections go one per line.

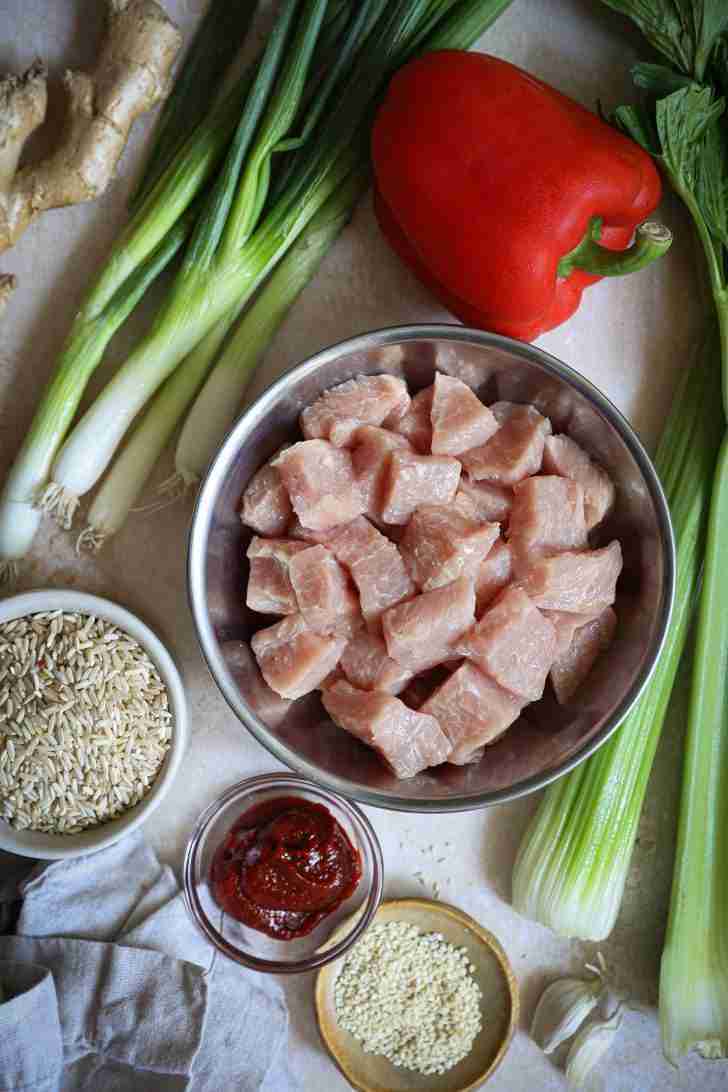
(0, 0), (722, 1088)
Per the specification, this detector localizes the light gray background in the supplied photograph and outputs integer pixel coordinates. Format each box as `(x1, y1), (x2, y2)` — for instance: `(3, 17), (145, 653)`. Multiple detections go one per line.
(0, 1), (720, 1088)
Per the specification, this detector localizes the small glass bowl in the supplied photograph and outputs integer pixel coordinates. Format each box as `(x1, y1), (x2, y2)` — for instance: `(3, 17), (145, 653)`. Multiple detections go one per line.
(183, 773), (383, 973)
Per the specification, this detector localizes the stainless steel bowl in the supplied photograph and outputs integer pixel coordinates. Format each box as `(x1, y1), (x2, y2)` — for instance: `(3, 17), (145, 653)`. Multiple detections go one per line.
(188, 325), (674, 811)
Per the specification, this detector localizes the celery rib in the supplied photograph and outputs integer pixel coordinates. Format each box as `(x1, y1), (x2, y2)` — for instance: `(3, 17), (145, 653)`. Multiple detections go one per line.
(512, 334), (724, 940)
(660, 435), (728, 1062)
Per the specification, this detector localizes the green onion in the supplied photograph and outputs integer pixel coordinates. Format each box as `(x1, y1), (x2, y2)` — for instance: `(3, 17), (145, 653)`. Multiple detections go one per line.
(173, 171), (367, 490)
(512, 332), (724, 940)
(46, 0), (333, 517)
(0, 207), (194, 577)
(78, 309), (242, 551)
(130, 0), (259, 208)
(0, 25), (263, 575)
(81, 175), (362, 545)
(660, 434), (728, 1062)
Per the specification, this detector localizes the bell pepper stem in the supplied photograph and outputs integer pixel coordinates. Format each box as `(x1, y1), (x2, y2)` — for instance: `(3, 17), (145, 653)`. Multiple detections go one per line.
(558, 219), (672, 279)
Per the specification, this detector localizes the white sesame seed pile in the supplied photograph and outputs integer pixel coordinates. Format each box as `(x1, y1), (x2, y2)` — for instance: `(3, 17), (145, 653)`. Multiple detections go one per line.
(0, 611), (172, 834)
(334, 920), (483, 1075)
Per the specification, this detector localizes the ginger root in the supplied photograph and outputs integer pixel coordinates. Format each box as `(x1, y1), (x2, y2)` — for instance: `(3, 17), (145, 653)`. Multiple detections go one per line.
(0, 0), (181, 256)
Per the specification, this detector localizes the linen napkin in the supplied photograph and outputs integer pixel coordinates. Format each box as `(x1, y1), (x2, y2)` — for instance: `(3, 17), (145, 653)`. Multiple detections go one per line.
(0, 834), (301, 1092)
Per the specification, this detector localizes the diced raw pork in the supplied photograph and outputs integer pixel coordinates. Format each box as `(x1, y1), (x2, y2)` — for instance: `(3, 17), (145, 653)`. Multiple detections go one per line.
(430, 373), (499, 456)
(550, 607), (617, 703)
(240, 463), (292, 536)
(389, 385), (433, 453)
(300, 374), (410, 447)
(421, 662), (522, 765)
(380, 450), (461, 525)
(475, 539), (512, 615)
(288, 545), (361, 636)
(272, 440), (364, 531)
(543, 434), (615, 530)
(456, 476), (513, 525)
(328, 517), (415, 629)
(351, 426), (412, 521)
(339, 630), (413, 694)
(399, 504), (499, 591)
(322, 680), (452, 777)
(246, 537), (309, 614)
(288, 517), (350, 544)
(509, 475), (588, 577)
(462, 402), (551, 485)
(382, 575), (475, 672)
(543, 606), (609, 657)
(522, 541), (623, 612)
(458, 586), (556, 701)
(251, 614), (346, 699)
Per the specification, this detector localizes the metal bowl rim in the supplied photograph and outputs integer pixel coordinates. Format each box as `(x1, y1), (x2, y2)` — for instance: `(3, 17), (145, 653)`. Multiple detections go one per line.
(187, 322), (675, 812)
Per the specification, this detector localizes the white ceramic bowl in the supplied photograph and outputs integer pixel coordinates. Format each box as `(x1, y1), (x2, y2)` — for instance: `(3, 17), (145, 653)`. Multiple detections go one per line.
(0, 589), (188, 859)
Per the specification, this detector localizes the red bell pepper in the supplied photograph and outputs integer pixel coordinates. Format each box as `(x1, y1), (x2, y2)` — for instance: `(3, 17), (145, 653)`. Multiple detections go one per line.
(371, 52), (670, 342)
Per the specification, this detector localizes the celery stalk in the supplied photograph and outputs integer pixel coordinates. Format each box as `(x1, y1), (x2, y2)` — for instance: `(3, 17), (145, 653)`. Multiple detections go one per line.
(660, 435), (728, 1061)
(512, 333), (724, 940)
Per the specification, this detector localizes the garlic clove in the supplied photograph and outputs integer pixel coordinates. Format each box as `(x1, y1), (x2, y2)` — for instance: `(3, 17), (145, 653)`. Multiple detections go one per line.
(565, 1006), (623, 1088)
(531, 976), (602, 1054)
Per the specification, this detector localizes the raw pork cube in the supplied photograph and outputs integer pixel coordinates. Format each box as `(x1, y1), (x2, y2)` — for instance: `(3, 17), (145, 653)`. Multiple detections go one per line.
(430, 373), (499, 456)
(522, 541), (623, 612)
(461, 402), (551, 485)
(288, 545), (361, 637)
(399, 504), (499, 591)
(246, 537), (309, 614)
(240, 463), (292, 536)
(272, 440), (364, 531)
(456, 476), (513, 525)
(339, 630), (413, 694)
(475, 539), (512, 614)
(300, 374), (410, 447)
(509, 475), (588, 576)
(382, 575), (475, 672)
(251, 614), (346, 699)
(543, 606), (609, 657)
(351, 426), (412, 521)
(458, 586), (556, 701)
(421, 662), (522, 765)
(380, 450), (461, 525)
(322, 680), (452, 777)
(329, 517), (415, 629)
(389, 385), (433, 453)
(543, 434), (615, 529)
(551, 607), (617, 703)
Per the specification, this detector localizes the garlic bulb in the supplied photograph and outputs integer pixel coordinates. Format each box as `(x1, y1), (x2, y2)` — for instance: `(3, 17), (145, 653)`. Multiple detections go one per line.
(531, 975), (602, 1053)
(565, 1007), (623, 1088)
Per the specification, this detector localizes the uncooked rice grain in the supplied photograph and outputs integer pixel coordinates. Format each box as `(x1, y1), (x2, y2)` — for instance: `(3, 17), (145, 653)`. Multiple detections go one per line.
(0, 611), (172, 835)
